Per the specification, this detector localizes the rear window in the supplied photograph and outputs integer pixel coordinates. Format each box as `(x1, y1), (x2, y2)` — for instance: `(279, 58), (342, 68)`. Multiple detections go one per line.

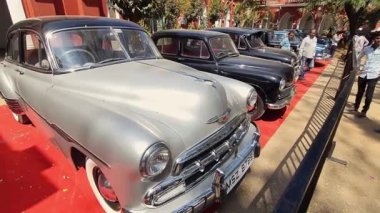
(156, 37), (180, 55)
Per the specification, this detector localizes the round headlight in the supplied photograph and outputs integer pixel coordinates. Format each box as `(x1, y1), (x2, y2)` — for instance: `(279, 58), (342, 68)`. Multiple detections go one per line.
(247, 88), (258, 112)
(279, 78), (286, 91)
(140, 143), (170, 177)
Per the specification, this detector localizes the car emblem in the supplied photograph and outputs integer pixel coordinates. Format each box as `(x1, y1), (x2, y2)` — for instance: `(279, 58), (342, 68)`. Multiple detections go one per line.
(207, 108), (231, 124)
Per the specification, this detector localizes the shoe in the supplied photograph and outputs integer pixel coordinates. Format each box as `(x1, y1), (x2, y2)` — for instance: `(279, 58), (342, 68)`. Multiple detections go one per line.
(374, 128), (380, 134)
(347, 107), (358, 112)
(356, 111), (367, 118)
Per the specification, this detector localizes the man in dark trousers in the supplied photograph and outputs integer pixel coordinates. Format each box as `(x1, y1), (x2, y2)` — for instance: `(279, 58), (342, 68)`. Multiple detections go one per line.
(350, 31), (380, 118)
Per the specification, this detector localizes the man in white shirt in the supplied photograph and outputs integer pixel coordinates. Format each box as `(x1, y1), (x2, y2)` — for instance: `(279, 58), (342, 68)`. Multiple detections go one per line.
(330, 32), (343, 57)
(298, 29), (317, 80)
(354, 28), (369, 57)
(351, 32), (380, 118)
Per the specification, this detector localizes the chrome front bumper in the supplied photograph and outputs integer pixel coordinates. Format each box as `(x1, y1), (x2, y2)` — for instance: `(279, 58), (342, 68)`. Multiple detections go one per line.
(267, 87), (295, 110)
(129, 123), (261, 213)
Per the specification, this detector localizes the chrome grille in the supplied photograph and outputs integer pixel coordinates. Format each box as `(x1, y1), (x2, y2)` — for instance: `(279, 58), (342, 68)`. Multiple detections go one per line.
(144, 113), (251, 206)
(173, 113), (248, 176)
(279, 86), (294, 100)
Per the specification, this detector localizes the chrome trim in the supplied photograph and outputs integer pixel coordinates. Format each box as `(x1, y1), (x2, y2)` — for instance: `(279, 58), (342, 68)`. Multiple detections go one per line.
(173, 114), (246, 176)
(206, 108), (231, 124)
(267, 87), (295, 110)
(144, 115), (251, 207)
(140, 142), (171, 178)
(173, 133), (260, 213)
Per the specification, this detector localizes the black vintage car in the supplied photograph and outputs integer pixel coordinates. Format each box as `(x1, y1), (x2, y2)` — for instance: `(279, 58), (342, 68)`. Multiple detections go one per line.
(208, 28), (298, 65)
(152, 30), (296, 120)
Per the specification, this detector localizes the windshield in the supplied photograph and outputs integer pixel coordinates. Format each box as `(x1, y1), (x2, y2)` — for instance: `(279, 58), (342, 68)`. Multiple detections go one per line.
(209, 36), (239, 58)
(48, 28), (160, 72)
(247, 35), (266, 48)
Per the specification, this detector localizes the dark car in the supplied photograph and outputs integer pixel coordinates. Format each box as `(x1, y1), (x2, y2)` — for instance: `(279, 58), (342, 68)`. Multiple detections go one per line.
(152, 30), (296, 120)
(315, 37), (331, 60)
(267, 30), (302, 53)
(207, 28), (299, 71)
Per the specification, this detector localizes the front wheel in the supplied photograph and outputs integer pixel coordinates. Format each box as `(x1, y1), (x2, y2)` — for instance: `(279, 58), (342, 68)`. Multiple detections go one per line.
(12, 112), (31, 124)
(250, 95), (266, 120)
(85, 158), (121, 213)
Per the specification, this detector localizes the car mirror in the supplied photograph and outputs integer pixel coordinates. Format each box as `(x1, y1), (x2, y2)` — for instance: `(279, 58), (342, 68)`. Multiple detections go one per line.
(40, 59), (50, 70)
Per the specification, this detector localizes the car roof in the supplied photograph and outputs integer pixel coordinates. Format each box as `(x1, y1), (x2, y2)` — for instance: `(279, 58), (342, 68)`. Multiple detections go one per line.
(208, 27), (266, 35)
(7, 16), (142, 36)
(152, 29), (228, 39)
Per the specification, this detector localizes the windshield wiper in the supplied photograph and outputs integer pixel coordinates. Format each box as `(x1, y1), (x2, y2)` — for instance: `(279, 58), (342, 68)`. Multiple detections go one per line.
(98, 57), (126, 64)
(215, 51), (229, 58)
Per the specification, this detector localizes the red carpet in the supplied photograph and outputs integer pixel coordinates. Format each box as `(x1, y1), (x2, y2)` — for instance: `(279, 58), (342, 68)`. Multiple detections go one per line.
(0, 61), (329, 212)
(257, 60), (330, 148)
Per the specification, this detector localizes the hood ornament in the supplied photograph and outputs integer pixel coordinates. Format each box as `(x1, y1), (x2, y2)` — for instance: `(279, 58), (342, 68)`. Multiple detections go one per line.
(207, 108), (231, 124)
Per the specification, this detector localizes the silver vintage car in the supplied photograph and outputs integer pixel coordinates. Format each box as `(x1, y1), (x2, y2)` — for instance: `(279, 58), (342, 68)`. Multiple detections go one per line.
(0, 16), (261, 212)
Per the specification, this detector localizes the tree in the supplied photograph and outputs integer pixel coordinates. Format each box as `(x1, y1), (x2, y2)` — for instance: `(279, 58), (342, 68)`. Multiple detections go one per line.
(108, 0), (166, 22)
(234, 0), (261, 27)
(208, 0), (227, 24)
(164, 0), (180, 29)
(180, 0), (203, 24)
(308, 0), (380, 37)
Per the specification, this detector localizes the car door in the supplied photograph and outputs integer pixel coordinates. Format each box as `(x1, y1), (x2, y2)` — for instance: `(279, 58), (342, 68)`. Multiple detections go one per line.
(1, 31), (24, 98)
(179, 37), (218, 74)
(16, 30), (53, 118)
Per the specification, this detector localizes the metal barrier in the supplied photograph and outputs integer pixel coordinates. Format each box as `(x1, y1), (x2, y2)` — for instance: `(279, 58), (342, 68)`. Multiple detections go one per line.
(274, 41), (358, 213)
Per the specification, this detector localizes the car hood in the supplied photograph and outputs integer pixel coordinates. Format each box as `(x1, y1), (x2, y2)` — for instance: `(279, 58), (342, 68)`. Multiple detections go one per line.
(219, 55), (294, 81)
(53, 59), (241, 150)
(251, 46), (296, 63)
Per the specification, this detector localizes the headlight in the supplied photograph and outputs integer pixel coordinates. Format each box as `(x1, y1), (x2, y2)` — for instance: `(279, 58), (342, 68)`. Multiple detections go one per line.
(279, 78), (286, 91)
(140, 143), (170, 177)
(247, 88), (258, 112)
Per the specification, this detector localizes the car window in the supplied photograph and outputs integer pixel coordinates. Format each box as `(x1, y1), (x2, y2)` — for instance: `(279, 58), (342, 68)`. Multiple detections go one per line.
(116, 29), (158, 60)
(6, 33), (20, 62)
(247, 35), (265, 48)
(22, 32), (50, 70)
(238, 37), (248, 49)
(209, 36), (239, 58)
(181, 39), (210, 59)
(156, 37), (180, 55)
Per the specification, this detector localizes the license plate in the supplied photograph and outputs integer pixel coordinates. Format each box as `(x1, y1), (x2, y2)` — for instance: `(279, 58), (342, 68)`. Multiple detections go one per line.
(224, 151), (254, 194)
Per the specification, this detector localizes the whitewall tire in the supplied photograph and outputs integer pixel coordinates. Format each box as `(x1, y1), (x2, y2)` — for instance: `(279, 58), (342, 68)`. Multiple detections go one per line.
(85, 158), (121, 213)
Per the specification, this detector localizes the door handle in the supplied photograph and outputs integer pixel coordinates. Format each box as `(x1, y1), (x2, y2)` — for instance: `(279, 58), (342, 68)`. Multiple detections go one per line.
(178, 57), (185, 61)
(15, 69), (24, 75)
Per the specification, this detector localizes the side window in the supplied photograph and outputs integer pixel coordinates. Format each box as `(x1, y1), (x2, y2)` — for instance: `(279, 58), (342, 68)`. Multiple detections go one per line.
(229, 33), (239, 46)
(238, 37), (247, 49)
(181, 38), (210, 59)
(156, 37), (180, 55)
(6, 33), (20, 61)
(22, 32), (50, 70)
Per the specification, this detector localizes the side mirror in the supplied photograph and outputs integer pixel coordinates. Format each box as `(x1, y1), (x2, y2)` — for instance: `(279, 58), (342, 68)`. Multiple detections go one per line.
(40, 59), (50, 70)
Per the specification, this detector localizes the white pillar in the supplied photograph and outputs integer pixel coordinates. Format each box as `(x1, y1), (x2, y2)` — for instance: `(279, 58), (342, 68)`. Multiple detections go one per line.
(6, 0), (26, 23)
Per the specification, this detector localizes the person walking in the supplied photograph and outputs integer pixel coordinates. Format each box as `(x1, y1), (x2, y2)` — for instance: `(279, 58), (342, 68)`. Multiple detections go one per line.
(354, 28), (369, 57)
(298, 29), (317, 80)
(350, 31), (380, 118)
(280, 31), (295, 51)
(330, 31), (343, 57)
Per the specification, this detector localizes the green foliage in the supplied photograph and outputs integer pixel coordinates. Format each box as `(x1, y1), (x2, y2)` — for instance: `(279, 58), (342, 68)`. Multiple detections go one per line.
(209, 0), (227, 24)
(163, 0), (180, 29)
(180, 0), (203, 23)
(109, 0), (166, 21)
(234, 1), (261, 27)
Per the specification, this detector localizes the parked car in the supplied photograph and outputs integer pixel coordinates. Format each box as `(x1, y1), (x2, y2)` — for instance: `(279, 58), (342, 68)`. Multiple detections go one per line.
(267, 30), (302, 53)
(207, 27), (299, 76)
(0, 16), (262, 213)
(152, 30), (296, 120)
(315, 37), (331, 60)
